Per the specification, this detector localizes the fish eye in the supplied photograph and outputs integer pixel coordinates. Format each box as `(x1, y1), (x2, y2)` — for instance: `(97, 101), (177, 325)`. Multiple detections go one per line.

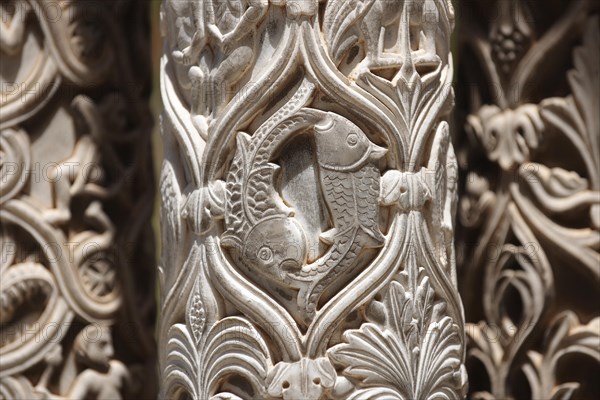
(258, 246), (273, 262)
(346, 133), (359, 146)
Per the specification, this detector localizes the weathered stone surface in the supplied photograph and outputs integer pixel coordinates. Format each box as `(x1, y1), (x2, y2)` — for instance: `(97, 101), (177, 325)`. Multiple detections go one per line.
(158, 1), (466, 398)
(0, 1), (156, 398)
(456, 0), (600, 398)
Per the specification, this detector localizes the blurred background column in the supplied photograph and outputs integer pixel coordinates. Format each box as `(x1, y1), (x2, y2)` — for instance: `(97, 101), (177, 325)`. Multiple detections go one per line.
(455, 0), (600, 398)
(0, 1), (156, 398)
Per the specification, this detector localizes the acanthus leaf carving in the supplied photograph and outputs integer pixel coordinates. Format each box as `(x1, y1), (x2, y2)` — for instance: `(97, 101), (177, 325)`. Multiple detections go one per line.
(523, 312), (600, 400)
(330, 266), (466, 400)
(163, 251), (270, 400)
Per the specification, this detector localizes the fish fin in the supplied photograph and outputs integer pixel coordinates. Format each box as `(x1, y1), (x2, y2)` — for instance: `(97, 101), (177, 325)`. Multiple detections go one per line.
(265, 162), (293, 217)
(319, 228), (339, 244)
(266, 162), (282, 176)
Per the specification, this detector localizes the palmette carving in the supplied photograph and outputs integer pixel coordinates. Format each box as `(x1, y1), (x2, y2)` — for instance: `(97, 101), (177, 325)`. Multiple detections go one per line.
(329, 267), (466, 400)
(457, 1), (600, 398)
(159, 0), (465, 398)
(0, 1), (155, 398)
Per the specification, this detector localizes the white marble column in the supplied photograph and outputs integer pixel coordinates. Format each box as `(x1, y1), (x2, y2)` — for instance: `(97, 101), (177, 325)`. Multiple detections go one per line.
(456, 0), (600, 398)
(0, 1), (156, 398)
(159, 0), (467, 398)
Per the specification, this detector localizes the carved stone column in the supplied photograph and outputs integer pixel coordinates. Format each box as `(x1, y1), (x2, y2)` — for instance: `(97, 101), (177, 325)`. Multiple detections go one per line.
(456, 0), (600, 398)
(159, 0), (466, 398)
(0, 1), (156, 398)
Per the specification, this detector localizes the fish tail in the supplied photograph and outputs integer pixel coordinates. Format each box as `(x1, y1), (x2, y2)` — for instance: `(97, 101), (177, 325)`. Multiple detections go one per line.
(297, 235), (362, 321)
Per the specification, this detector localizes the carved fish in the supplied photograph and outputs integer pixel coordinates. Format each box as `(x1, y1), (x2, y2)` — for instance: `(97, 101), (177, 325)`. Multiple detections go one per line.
(220, 81), (316, 281)
(291, 110), (386, 318)
(313, 112), (386, 246)
(220, 81), (387, 321)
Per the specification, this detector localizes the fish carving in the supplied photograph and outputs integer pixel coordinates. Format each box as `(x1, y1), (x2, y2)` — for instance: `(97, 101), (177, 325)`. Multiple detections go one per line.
(220, 80), (387, 321)
(220, 81), (317, 282)
(290, 110), (387, 318)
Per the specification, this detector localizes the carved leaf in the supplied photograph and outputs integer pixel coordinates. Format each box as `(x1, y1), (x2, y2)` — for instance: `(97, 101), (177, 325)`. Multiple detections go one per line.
(0, 129), (30, 204)
(540, 17), (600, 186)
(323, 0), (375, 65)
(163, 316), (271, 399)
(519, 164), (596, 213)
(567, 17), (599, 159)
(523, 312), (600, 400)
(330, 269), (464, 399)
(201, 317), (271, 397)
(346, 387), (404, 400)
(358, 62), (453, 169)
(223, 132), (252, 245)
(159, 160), (183, 290)
(163, 324), (200, 399)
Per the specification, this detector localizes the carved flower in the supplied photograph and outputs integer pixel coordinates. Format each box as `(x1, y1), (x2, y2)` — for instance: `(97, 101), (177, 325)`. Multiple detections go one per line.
(79, 252), (117, 299)
(467, 104), (543, 171)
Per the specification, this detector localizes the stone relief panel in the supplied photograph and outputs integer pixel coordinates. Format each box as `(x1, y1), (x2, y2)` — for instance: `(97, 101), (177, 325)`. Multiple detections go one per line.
(455, 0), (600, 398)
(0, 1), (156, 398)
(159, 0), (466, 398)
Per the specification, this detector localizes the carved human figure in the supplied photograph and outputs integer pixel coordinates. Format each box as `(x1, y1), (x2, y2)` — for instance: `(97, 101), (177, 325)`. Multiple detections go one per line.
(43, 94), (131, 225)
(0, 1), (154, 397)
(35, 325), (130, 400)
